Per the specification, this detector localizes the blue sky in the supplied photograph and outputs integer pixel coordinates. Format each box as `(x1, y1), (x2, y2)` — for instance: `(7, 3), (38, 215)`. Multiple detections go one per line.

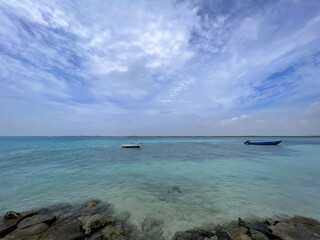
(0, 0), (319, 136)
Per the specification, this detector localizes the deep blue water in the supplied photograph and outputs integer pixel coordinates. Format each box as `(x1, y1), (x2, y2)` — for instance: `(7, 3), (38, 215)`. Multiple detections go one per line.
(0, 137), (319, 238)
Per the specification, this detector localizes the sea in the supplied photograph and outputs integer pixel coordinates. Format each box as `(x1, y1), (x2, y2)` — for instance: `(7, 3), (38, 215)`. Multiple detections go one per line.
(0, 136), (319, 238)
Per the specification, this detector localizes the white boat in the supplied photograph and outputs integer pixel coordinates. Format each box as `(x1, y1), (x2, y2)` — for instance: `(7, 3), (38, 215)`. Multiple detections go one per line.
(121, 142), (142, 148)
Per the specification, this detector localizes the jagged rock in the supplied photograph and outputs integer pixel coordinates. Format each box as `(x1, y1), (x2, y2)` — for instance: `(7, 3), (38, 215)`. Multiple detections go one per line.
(226, 228), (251, 240)
(4, 223), (49, 239)
(18, 215), (56, 229)
(172, 229), (216, 240)
(266, 219), (278, 226)
(215, 230), (232, 240)
(267, 220), (320, 240)
(0, 210), (38, 237)
(83, 213), (115, 235)
(85, 202), (97, 209)
(286, 216), (320, 228)
(250, 229), (268, 240)
(4, 211), (21, 220)
(204, 236), (218, 240)
(40, 220), (84, 240)
(239, 226), (248, 234)
(239, 218), (250, 229)
(101, 225), (125, 240)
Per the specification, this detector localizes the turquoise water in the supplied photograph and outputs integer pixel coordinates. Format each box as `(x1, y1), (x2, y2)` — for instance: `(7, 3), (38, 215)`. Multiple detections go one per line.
(0, 137), (320, 238)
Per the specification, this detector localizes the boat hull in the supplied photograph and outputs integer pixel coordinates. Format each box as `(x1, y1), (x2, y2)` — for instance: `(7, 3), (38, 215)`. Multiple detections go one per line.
(121, 143), (142, 148)
(244, 141), (281, 145)
(121, 145), (141, 148)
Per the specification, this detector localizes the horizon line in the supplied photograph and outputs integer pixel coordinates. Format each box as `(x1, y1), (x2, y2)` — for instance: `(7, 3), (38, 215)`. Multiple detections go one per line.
(0, 135), (319, 137)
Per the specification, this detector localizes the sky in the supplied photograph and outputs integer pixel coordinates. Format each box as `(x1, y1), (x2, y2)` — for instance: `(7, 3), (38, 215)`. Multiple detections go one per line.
(0, 0), (319, 136)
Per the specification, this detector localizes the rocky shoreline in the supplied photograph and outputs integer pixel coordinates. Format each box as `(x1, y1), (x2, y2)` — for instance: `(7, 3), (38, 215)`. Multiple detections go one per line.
(1, 200), (319, 240)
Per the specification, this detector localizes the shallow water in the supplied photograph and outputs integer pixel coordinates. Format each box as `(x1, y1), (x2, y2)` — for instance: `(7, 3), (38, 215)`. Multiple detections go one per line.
(0, 137), (319, 238)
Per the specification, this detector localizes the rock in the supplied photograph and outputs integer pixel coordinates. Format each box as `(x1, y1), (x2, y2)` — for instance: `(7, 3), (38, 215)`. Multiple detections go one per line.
(286, 216), (320, 228)
(85, 202), (97, 209)
(18, 215), (56, 229)
(226, 228), (251, 240)
(268, 221), (319, 240)
(0, 210), (38, 237)
(41, 220), (84, 240)
(239, 218), (250, 229)
(101, 225), (125, 240)
(250, 229), (268, 240)
(215, 230), (232, 240)
(5, 223), (49, 239)
(4, 211), (21, 220)
(204, 237), (218, 240)
(83, 213), (115, 235)
(239, 226), (248, 234)
(141, 218), (164, 240)
(172, 229), (215, 240)
(266, 219), (278, 226)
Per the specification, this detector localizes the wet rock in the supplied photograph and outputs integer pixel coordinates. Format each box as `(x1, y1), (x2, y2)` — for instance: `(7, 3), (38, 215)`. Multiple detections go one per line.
(0, 210), (38, 237)
(5, 223), (49, 239)
(141, 218), (165, 240)
(226, 228), (251, 240)
(249, 229), (268, 240)
(41, 219), (84, 240)
(101, 225), (125, 240)
(215, 230), (232, 240)
(239, 226), (248, 234)
(172, 229), (216, 240)
(238, 218), (250, 229)
(85, 202), (97, 209)
(204, 236), (218, 240)
(266, 219), (278, 226)
(168, 186), (182, 194)
(83, 212), (115, 235)
(268, 221), (319, 240)
(4, 211), (21, 220)
(286, 216), (320, 228)
(18, 215), (56, 229)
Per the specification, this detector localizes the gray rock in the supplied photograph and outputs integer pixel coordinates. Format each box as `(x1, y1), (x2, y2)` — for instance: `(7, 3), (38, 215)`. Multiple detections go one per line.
(83, 213), (115, 235)
(268, 221), (319, 240)
(4, 211), (21, 220)
(40, 220), (84, 240)
(266, 219), (278, 226)
(18, 215), (56, 229)
(101, 225), (125, 240)
(0, 210), (38, 237)
(226, 228), (251, 240)
(5, 223), (49, 239)
(172, 229), (216, 240)
(250, 229), (268, 240)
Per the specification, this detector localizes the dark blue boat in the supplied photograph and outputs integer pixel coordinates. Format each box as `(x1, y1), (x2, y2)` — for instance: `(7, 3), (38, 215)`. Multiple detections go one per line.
(244, 140), (281, 145)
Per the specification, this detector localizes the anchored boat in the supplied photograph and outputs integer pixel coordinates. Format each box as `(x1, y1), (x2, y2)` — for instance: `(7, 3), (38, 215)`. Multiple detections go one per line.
(244, 140), (281, 145)
(121, 142), (142, 148)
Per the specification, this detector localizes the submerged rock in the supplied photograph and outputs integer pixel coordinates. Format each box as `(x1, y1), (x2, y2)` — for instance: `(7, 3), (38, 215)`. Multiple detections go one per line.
(101, 225), (125, 240)
(83, 212), (115, 235)
(172, 229), (216, 240)
(41, 219), (84, 240)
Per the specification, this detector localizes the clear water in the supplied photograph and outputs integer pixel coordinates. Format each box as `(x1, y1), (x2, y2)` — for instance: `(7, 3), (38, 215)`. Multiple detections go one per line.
(0, 137), (319, 238)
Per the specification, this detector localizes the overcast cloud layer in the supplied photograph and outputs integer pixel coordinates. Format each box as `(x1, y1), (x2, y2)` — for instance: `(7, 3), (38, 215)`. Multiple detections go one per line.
(0, 0), (319, 136)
